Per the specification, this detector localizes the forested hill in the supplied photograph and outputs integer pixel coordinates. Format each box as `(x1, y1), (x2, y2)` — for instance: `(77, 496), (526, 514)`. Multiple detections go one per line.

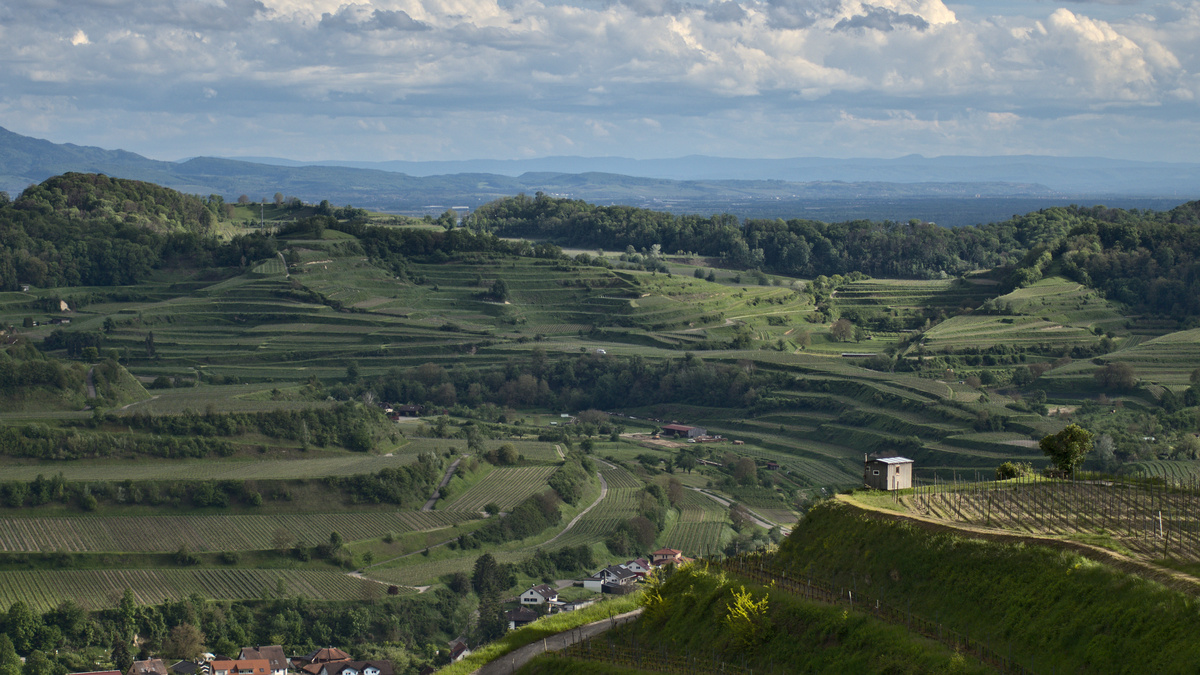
(0, 173), (269, 289)
(1014, 200), (1200, 317)
(466, 193), (1200, 317)
(15, 173), (217, 232)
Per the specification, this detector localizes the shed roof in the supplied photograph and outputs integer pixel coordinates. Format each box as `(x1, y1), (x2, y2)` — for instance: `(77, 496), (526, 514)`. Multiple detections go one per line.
(870, 456), (913, 465)
(661, 424), (695, 432)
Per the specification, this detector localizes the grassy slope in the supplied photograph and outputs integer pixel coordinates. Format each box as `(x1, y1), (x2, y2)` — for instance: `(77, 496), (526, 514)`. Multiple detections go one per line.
(775, 500), (1200, 674)
(524, 563), (991, 675)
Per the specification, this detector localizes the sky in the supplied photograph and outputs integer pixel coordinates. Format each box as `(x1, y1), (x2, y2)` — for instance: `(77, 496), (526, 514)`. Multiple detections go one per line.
(1, 0), (1198, 163)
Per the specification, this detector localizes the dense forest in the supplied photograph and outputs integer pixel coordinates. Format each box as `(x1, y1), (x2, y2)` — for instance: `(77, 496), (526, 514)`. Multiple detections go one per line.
(465, 193), (1200, 317)
(0, 174), (273, 289)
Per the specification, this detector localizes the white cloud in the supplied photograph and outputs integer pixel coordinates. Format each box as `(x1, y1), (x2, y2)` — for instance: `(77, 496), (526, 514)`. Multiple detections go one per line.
(0, 0), (1196, 161)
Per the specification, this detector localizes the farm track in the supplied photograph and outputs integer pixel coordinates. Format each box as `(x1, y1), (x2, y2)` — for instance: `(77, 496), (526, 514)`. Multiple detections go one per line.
(542, 460), (612, 548)
(840, 495), (1200, 597)
(424, 455), (466, 511)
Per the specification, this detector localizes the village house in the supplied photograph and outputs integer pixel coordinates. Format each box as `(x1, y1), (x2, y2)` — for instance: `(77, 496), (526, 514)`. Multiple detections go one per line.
(317, 662), (393, 675)
(168, 663), (201, 675)
(863, 456), (913, 491)
(519, 583), (558, 605)
(210, 659), (270, 675)
(504, 607), (539, 630)
(622, 558), (652, 577)
(127, 661), (169, 675)
(239, 647), (289, 675)
(650, 548), (688, 566)
(294, 648), (351, 675)
(447, 638), (471, 662)
(583, 565), (639, 593)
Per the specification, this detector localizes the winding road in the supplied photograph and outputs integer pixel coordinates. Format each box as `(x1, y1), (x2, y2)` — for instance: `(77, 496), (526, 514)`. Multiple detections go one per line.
(688, 486), (791, 534)
(422, 455), (467, 511)
(541, 459), (614, 547)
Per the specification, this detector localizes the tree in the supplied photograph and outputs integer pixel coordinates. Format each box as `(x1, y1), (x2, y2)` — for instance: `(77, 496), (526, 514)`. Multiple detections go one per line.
(853, 325), (867, 343)
(1039, 424), (1094, 473)
(674, 452), (697, 474)
(733, 457), (758, 486)
(6, 601), (39, 654)
(274, 192), (284, 207)
(0, 636), (21, 675)
(497, 444), (519, 465)
(490, 278), (509, 302)
(20, 651), (52, 675)
(1094, 362), (1137, 390)
(830, 318), (853, 342)
(145, 331), (156, 358)
(472, 552), (511, 598)
(162, 624), (205, 660)
(111, 638), (134, 674)
(237, 195), (250, 205)
(794, 331), (811, 350)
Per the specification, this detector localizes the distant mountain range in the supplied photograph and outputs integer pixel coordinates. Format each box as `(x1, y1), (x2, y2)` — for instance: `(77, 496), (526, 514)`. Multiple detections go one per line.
(2, 125), (1197, 226)
(228, 153), (1200, 196)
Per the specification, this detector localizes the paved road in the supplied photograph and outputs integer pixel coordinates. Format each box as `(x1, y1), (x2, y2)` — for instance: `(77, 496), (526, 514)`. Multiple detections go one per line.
(85, 366), (96, 399)
(688, 487), (791, 535)
(473, 608), (644, 675)
(422, 455), (467, 511)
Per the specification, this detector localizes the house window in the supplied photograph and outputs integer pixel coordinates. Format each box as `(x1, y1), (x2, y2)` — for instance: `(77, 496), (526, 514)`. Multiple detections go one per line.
(872, 470), (880, 475)
(896, 467), (901, 474)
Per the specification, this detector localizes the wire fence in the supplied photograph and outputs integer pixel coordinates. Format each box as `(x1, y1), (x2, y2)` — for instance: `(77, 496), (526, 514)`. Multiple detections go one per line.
(903, 472), (1200, 562)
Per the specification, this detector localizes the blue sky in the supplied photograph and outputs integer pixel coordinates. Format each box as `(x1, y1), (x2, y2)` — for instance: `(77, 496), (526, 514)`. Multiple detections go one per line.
(1, 0), (1197, 163)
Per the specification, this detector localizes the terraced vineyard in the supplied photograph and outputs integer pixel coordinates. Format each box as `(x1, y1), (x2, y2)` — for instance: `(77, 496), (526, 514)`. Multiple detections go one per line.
(907, 477), (1200, 563)
(0, 511), (476, 552)
(1105, 328), (1200, 387)
(547, 465), (644, 549)
(443, 466), (559, 512)
(0, 568), (379, 611)
(662, 489), (729, 557)
(0, 454), (427, 482)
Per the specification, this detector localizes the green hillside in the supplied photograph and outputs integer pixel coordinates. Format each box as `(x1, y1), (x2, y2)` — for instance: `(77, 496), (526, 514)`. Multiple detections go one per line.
(1, 174), (1199, 675)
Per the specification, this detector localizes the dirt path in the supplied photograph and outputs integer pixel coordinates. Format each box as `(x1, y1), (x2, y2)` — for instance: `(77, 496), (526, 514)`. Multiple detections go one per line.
(423, 455), (467, 511)
(838, 495), (1200, 596)
(473, 608), (643, 675)
(346, 571), (429, 593)
(118, 395), (159, 411)
(85, 367), (96, 399)
(554, 444), (565, 460)
(541, 460), (612, 547)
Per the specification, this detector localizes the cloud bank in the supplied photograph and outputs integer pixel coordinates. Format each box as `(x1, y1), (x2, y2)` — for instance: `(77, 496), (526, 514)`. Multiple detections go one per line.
(0, 0), (1197, 161)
